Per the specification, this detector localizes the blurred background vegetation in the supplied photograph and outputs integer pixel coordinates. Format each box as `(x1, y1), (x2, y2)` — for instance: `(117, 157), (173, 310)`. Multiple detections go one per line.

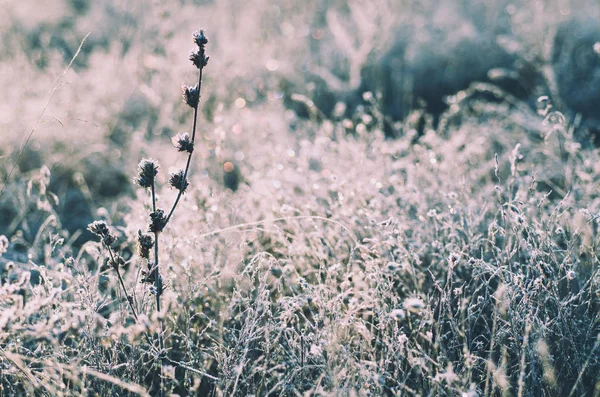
(1, 0), (600, 395)
(1, 0), (599, 249)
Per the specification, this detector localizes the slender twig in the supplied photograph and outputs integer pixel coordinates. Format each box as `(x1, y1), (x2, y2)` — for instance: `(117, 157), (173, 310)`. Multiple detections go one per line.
(188, 215), (358, 245)
(150, 179), (162, 315)
(150, 178), (165, 397)
(106, 245), (139, 322)
(163, 356), (219, 381)
(87, 221), (141, 323)
(165, 66), (204, 226)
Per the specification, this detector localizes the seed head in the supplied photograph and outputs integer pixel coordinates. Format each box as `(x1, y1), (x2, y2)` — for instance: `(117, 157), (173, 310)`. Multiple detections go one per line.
(141, 260), (156, 284)
(135, 159), (159, 188)
(169, 169), (189, 193)
(149, 209), (167, 233)
(137, 230), (154, 259)
(189, 48), (209, 69)
(182, 84), (200, 108)
(88, 220), (117, 247)
(172, 132), (194, 153)
(192, 30), (208, 47)
(108, 254), (125, 269)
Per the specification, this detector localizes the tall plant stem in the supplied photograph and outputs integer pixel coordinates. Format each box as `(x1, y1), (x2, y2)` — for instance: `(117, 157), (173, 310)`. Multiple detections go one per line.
(151, 51), (205, 397)
(150, 179), (164, 397)
(165, 66), (204, 226)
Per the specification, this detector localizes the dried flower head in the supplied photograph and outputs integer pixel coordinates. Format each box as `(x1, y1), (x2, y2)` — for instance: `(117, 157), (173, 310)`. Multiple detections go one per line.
(192, 30), (208, 47)
(108, 254), (125, 269)
(172, 132), (194, 153)
(141, 260), (156, 284)
(149, 209), (167, 233)
(189, 48), (209, 69)
(169, 169), (189, 193)
(141, 262), (163, 295)
(135, 159), (159, 188)
(137, 230), (154, 259)
(182, 84), (200, 108)
(87, 221), (116, 246)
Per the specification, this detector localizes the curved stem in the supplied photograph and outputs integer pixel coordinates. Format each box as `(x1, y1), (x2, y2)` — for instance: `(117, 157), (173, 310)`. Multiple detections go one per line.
(165, 66), (204, 226)
(104, 244), (159, 350)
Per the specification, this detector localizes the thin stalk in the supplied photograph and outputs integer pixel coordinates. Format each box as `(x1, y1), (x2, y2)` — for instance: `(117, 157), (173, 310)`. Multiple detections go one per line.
(106, 245), (139, 322)
(165, 66), (204, 226)
(150, 179), (164, 397)
(99, 237), (158, 348)
(151, 179), (161, 317)
(148, 38), (206, 396)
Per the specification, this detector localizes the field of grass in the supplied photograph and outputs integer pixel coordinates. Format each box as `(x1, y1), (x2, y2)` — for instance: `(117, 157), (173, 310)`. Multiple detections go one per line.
(1, 0), (600, 395)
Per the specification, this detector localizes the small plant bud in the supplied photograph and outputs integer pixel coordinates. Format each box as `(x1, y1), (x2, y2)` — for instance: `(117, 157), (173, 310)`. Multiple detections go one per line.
(169, 169), (189, 193)
(189, 48), (209, 69)
(141, 261), (156, 284)
(182, 84), (200, 108)
(87, 220), (117, 247)
(137, 230), (154, 259)
(172, 132), (194, 153)
(192, 30), (208, 47)
(108, 254), (125, 269)
(88, 220), (110, 236)
(149, 209), (167, 233)
(135, 159), (159, 188)
(103, 233), (116, 247)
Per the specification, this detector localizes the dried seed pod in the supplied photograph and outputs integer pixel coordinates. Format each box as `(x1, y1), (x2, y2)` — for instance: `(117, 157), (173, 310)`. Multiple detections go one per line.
(192, 29), (208, 47)
(182, 84), (200, 108)
(148, 209), (167, 233)
(87, 220), (116, 247)
(134, 159), (159, 188)
(168, 169), (189, 193)
(137, 230), (154, 259)
(172, 132), (194, 153)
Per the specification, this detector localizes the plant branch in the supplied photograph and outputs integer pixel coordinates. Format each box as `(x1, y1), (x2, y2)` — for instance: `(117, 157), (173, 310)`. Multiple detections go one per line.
(165, 66), (204, 226)
(106, 245), (139, 322)
(150, 178), (165, 397)
(150, 179), (163, 336)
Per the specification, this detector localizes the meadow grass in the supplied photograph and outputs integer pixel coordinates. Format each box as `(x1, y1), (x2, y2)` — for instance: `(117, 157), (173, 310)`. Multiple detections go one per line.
(1, 0), (600, 396)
